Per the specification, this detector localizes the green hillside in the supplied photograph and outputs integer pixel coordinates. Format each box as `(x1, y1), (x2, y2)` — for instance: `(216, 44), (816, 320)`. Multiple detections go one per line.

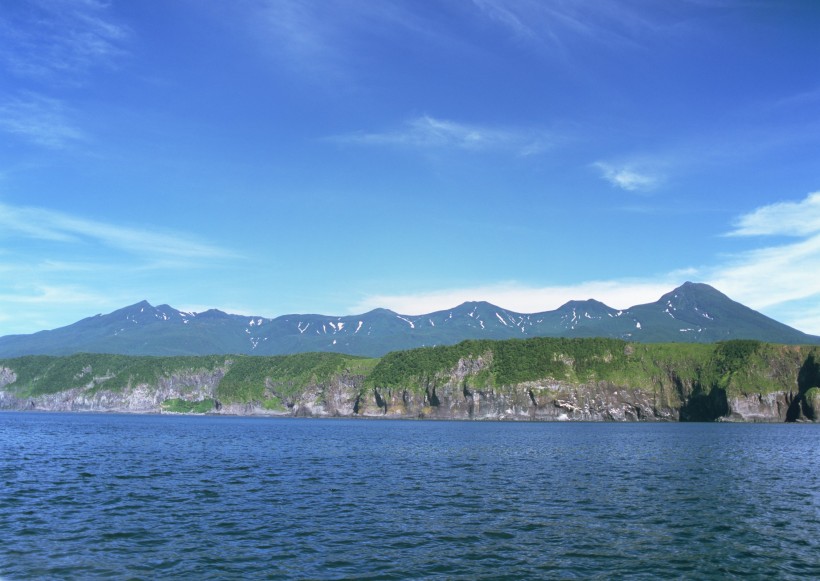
(2, 337), (819, 422)
(0, 353), (228, 397)
(366, 337), (809, 396)
(216, 352), (377, 407)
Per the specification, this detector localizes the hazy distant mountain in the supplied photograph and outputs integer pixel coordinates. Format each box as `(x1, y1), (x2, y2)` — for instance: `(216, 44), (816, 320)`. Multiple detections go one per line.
(0, 283), (817, 358)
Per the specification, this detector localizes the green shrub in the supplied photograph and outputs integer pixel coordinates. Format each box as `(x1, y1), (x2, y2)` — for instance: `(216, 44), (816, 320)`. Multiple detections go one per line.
(161, 398), (216, 413)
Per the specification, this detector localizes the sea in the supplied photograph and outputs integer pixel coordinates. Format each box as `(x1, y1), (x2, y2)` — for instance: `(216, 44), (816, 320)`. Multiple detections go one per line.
(2, 413), (819, 579)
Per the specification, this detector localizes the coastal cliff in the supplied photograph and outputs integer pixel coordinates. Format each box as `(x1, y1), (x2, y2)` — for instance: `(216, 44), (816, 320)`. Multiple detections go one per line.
(2, 339), (819, 422)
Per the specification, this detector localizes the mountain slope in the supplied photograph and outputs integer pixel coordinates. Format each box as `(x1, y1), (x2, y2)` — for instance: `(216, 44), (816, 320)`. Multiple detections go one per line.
(625, 282), (810, 343)
(0, 282), (817, 357)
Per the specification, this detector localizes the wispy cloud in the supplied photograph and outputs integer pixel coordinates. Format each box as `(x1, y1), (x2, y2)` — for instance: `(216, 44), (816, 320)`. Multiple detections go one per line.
(0, 202), (236, 261)
(0, 93), (85, 149)
(764, 85), (820, 113)
(0, 283), (108, 308)
(0, 280), (116, 333)
(0, 1), (129, 151)
(704, 192), (820, 318)
(726, 191), (820, 237)
(592, 110), (820, 195)
(471, 0), (543, 43)
(0, 0), (129, 82)
(330, 115), (552, 156)
(241, 0), (714, 92)
(351, 191), (820, 335)
(594, 161), (662, 192)
(470, 0), (675, 54)
(252, 0), (335, 75)
(246, 0), (432, 82)
(707, 234), (820, 311)
(0, 202), (239, 334)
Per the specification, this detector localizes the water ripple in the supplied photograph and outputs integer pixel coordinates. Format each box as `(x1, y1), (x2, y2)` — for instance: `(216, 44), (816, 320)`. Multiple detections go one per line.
(2, 414), (820, 578)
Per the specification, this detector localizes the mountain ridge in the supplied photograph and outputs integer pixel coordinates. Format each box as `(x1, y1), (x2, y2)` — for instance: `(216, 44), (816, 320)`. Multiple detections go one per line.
(1, 282), (818, 358)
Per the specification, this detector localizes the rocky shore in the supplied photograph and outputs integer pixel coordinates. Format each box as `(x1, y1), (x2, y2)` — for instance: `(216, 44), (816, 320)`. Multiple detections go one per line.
(3, 338), (819, 422)
(0, 357), (814, 422)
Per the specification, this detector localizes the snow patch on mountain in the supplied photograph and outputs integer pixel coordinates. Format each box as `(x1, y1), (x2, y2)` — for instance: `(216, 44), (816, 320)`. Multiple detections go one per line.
(396, 315), (415, 329)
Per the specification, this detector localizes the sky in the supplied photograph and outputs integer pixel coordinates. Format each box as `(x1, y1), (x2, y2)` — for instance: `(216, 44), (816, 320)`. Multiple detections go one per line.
(1, 0), (820, 336)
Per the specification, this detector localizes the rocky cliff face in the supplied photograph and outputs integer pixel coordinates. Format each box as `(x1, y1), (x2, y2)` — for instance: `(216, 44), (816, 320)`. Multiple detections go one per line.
(0, 366), (17, 389)
(725, 393), (793, 422)
(358, 378), (680, 421)
(354, 355), (682, 421)
(0, 352), (812, 422)
(0, 367), (227, 414)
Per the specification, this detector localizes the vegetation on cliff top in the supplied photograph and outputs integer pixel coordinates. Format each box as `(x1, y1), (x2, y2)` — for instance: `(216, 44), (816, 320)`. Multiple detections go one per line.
(2, 339), (818, 408)
(216, 352), (376, 404)
(0, 351), (378, 406)
(366, 337), (816, 401)
(161, 398), (217, 414)
(0, 353), (229, 397)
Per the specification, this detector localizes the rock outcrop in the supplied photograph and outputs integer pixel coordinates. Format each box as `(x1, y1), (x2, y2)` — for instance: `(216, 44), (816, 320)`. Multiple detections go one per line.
(0, 369), (799, 422)
(0, 367), (227, 414)
(2, 340), (818, 422)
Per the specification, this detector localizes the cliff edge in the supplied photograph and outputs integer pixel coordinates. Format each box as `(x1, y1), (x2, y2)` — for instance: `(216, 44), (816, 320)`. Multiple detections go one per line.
(2, 338), (819, 422)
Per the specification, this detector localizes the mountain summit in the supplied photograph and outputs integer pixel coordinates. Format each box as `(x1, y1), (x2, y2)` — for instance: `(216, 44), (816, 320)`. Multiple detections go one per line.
(0, 283), (817, 358)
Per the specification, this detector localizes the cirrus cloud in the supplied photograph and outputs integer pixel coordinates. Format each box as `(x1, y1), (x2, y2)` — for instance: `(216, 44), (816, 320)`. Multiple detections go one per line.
(0, 93), (85, 149)
(329, 115), (552, 156)
(594, 161), (662, 192)
(0, 202), (236, 261)
(727, 191), (820, 237)
(0, 0), (129, 82)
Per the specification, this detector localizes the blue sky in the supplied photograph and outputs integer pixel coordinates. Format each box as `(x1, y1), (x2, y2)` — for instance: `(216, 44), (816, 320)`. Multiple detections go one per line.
(2, 0), (820, 335)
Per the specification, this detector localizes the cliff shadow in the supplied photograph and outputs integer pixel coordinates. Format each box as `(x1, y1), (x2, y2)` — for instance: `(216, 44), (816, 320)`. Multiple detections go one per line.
(373, 388), (388, 414)
(786, 354), (820, 422)
(679, 384), (729, 422)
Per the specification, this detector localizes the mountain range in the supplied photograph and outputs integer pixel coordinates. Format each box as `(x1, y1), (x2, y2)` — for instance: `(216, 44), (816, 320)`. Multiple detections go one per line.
(1, 282), (818, 358)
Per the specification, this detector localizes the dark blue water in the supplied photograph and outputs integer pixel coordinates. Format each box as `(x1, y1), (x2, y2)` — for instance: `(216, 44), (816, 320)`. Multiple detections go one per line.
(2, 414), (820, 579)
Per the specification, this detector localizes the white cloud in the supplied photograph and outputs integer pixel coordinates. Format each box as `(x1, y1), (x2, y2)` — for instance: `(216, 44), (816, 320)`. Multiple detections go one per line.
(349, 191), (820, 336)
(245, 0), (671, 82)
(705, 192), (820, 328)
(0, 94), (85, 149)
(707, 234), (820, 311)
(470, 0), (677, 53)
(594, 161), (661, 192)
(252, 0), (333, 72)
(758, 296), (820, 339)
(691, 191), (820, 334)
(350, 256), (820, 336)
(0, 284), (107, 307)
(350, 279), (678, 315)
(246, 0), (432, 83)
(0, 203), (239, 335)
(0, 202), (236, 260)
(472, 0), (541, 42)
(331, 115), (551, 156)
(727, 191), (820, 237)
(0, 278), (132, 336)
(0, 0), (128, 82)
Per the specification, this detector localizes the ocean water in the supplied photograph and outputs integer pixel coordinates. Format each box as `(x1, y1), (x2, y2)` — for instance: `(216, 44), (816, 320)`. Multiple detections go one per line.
(1, 413), (819, 579)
